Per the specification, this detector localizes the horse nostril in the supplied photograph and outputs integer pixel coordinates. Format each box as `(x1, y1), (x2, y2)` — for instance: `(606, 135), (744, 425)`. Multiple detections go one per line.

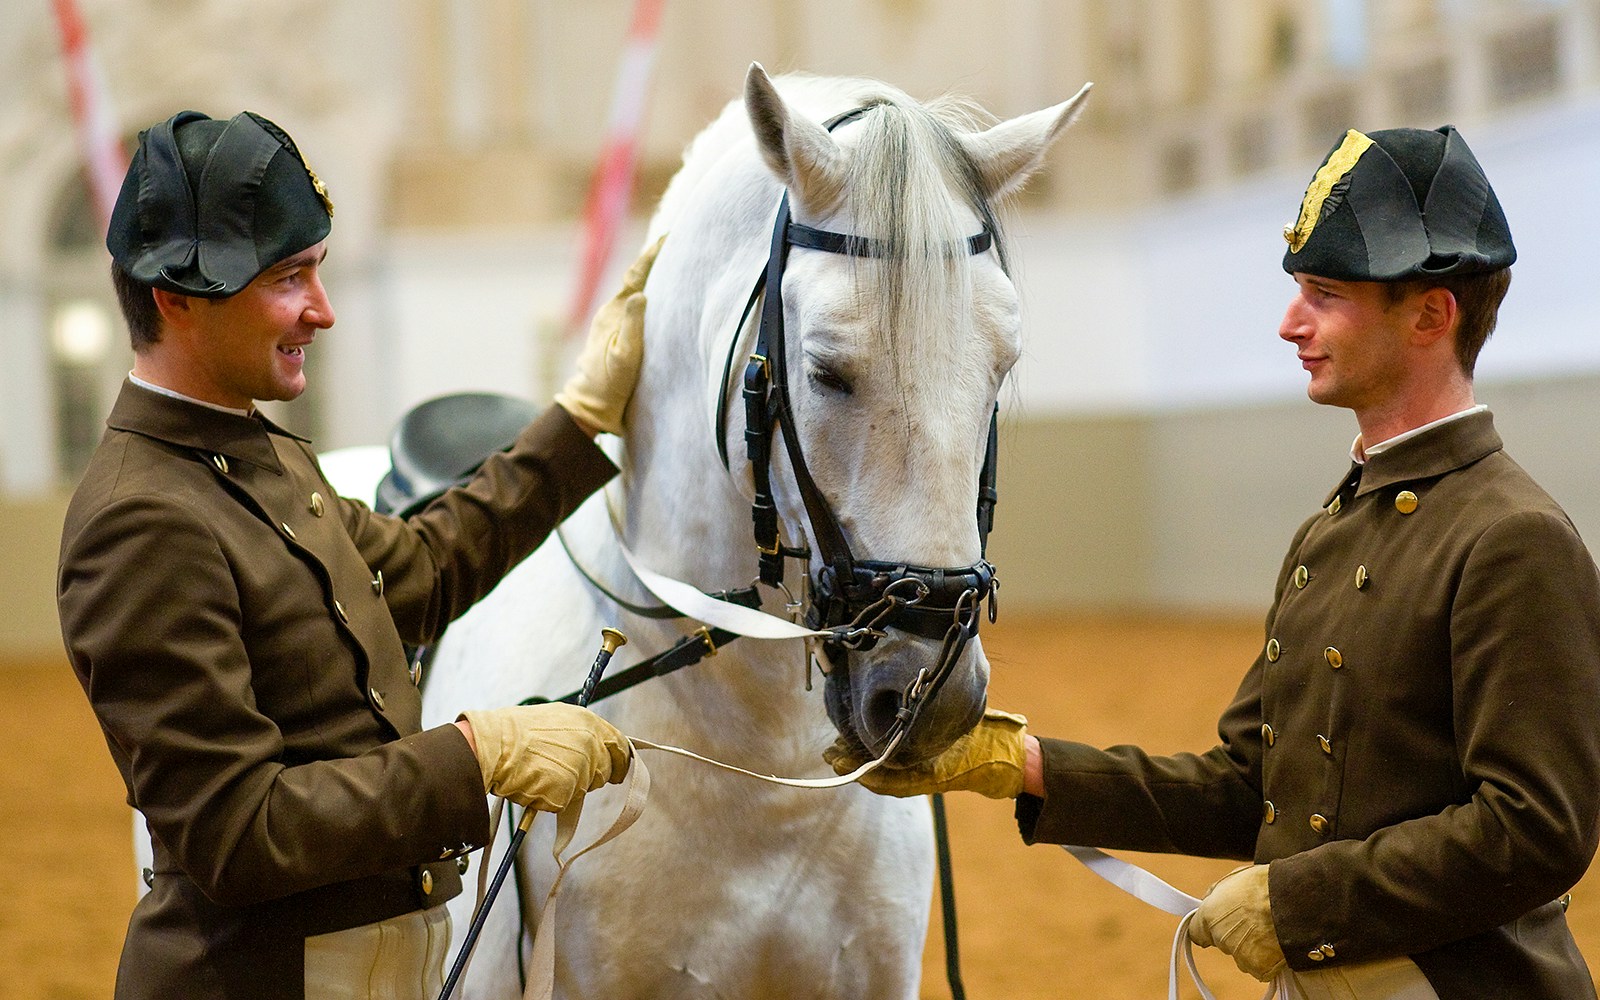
(862, 687), (905, 745)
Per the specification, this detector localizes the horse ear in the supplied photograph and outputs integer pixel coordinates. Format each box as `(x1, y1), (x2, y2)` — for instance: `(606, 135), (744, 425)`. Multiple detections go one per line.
(960, 82), (1093, 202)
(744, 63), (848, 215)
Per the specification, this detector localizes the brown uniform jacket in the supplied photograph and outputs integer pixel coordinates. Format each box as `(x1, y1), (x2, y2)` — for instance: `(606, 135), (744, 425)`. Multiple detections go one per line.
(58, 380), (617, 1000)
(1019, 410), (1600, 999)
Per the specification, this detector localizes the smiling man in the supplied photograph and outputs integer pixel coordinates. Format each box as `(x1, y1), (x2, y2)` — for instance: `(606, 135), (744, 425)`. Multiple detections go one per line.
(60, 110), (658, 1000)
(831, 126), (1600, 1000)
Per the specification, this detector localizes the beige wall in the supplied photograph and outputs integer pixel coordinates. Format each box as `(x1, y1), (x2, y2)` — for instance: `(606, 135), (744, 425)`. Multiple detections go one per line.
(2, 492), (70, 663)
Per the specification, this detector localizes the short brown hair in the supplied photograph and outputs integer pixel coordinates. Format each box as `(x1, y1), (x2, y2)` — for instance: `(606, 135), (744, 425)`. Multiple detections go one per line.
(111, 260), (162, 350)
(1384, 268), (1512, 377)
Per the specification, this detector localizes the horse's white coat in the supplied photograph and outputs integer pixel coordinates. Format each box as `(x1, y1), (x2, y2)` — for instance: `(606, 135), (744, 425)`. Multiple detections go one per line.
(416, 68), (1087, 1000)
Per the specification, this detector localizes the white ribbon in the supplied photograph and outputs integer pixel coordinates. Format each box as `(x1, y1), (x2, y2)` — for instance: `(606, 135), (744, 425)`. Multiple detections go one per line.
(630, 723), (903, 788)
(1063, 845), (1286, 1000)
(522, 751), (653, 1000)
(614, 536), (828, 641)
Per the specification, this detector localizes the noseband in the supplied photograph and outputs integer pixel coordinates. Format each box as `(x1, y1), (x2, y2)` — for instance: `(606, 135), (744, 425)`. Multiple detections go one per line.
(714, 105), (1003, 733)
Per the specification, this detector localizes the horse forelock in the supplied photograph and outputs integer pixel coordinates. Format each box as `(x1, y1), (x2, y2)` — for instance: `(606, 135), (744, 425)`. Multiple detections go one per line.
(830, 93), (1013, 377)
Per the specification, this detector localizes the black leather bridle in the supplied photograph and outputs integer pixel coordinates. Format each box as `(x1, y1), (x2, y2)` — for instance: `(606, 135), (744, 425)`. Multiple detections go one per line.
(714, 106), (1002, 736)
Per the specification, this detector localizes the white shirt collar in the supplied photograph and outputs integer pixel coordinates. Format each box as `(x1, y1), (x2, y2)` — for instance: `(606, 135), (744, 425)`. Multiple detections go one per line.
(129, 372), (254, 418)
(1351, 404), (1487, 463)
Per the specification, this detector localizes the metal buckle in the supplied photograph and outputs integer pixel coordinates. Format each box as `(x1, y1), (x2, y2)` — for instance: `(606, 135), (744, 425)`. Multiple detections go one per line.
(693, 626), (718, 657)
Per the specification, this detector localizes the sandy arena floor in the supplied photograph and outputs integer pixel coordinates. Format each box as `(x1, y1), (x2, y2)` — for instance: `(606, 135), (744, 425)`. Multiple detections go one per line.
(8, 613), (1600, 1000)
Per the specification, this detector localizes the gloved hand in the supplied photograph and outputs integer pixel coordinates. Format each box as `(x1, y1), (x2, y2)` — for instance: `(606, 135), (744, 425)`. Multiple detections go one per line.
(553, 235), (666, 436)
(822, 708), (1029, 799)
(1188, 863), (1287, 982)
(458, 704), (632, 812)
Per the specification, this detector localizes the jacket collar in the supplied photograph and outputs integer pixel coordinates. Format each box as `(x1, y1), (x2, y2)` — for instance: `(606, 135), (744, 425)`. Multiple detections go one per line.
(1324, 408), (1502, 505)
(106, 379), (310, 474)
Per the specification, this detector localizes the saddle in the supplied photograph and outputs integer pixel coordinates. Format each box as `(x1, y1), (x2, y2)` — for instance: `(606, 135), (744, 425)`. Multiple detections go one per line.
(375, 391), (539, 517)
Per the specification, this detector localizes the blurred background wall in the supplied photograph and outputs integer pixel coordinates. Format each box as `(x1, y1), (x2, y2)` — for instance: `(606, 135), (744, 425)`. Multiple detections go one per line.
(3, 0), (1598, 661)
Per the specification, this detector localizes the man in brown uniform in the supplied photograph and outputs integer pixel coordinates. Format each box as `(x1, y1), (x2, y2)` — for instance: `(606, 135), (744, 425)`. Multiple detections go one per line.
(58, 110), (657, 999)
(830, 126), (1600, 999)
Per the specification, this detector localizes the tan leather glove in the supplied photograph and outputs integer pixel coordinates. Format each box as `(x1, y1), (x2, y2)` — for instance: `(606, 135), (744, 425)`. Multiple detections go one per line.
(459, 704), (631, 812)
(553, 235), (665, 436)
(1189, 863), (1287, 982)
(822, 708), (1028, 799)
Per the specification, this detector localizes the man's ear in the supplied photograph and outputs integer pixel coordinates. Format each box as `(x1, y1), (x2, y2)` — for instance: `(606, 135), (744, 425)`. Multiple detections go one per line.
(151, 287), (195, 329)
(1412, 285), (1459, 348)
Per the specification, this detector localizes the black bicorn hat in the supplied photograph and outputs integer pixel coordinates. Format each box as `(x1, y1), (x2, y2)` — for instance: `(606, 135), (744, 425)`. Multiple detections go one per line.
(107, 110), (334, 298)
(1281, 125), (1515, 282)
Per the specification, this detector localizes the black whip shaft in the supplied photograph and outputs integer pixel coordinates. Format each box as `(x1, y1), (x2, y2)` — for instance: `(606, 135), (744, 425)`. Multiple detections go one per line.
(438, 628), (627, 1000)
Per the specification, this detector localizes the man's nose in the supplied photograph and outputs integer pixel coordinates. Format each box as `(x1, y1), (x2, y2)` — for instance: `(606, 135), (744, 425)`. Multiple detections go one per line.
(1279, 297), (1308, 342)
(304, 274), (336, 328)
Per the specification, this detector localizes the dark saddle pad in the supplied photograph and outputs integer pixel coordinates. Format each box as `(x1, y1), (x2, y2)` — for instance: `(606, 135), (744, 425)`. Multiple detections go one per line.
(376, 391), (539, 517)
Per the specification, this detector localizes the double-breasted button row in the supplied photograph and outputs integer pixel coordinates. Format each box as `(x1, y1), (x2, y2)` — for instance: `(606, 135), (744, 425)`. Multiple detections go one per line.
(1265, 638), (1346, 669)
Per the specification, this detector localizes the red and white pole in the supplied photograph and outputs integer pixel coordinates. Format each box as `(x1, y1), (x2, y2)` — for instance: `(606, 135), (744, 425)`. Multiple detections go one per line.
(51, 0), (129, 237)
(563, 0), (666, 339)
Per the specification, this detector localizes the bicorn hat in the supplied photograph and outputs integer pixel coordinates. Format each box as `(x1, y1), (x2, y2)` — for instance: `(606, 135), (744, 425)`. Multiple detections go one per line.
(1282, 125), (1514, 281)
(107, 110), (333, 298)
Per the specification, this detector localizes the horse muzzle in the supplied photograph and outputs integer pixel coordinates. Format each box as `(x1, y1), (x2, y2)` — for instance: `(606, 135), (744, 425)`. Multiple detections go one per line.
(810, 559), (996, 762)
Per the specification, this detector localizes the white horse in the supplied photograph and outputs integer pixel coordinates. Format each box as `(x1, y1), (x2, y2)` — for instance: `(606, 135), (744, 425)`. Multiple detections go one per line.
(427, 65), (1089, 999)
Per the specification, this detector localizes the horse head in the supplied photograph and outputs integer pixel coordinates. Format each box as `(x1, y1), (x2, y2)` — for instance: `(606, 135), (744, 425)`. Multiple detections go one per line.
(736, 65), (1090, 764)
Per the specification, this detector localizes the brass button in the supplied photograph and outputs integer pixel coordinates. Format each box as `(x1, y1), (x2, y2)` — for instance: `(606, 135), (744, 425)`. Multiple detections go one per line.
(370, 687), (385, 710)
(1395, 490), (1419, 514)
(1262, 723), (1276, 747)
(309, 492), (325, 517)
(1308, 949), (1327, 962)
(439, 846), (454, 860)
(280, 522), (297, 541)
(1294, 565), (1309, 589)
(421, 869), (434, 895)
(1560, 893), (1573, 913)
(1263, 800), (1277, 824)
(410, 658), (422, 687)
(1327, 495), (1342, 516)
(457, 856), (471, 875)
(1319, 943), (1337, 959)
(335, 600), (349, 624)
(1310, 813), (1330, 834)
(211, 454), (230, 474)
(1266, 638), (1281, 662)
(371, 570), (384, 597)
(1355, 565), (1369, 589)
(1324, 646), (1343, 669)
(142, 867), (155, 888)
(1317, 734), (1332, 755)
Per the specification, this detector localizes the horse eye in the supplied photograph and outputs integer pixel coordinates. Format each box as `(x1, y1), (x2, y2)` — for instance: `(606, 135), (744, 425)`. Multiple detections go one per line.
(808, 366), (854, 396)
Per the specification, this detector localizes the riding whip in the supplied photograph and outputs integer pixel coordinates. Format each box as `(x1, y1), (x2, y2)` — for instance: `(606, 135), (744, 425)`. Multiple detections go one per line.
(438, 627), (627, 1000)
